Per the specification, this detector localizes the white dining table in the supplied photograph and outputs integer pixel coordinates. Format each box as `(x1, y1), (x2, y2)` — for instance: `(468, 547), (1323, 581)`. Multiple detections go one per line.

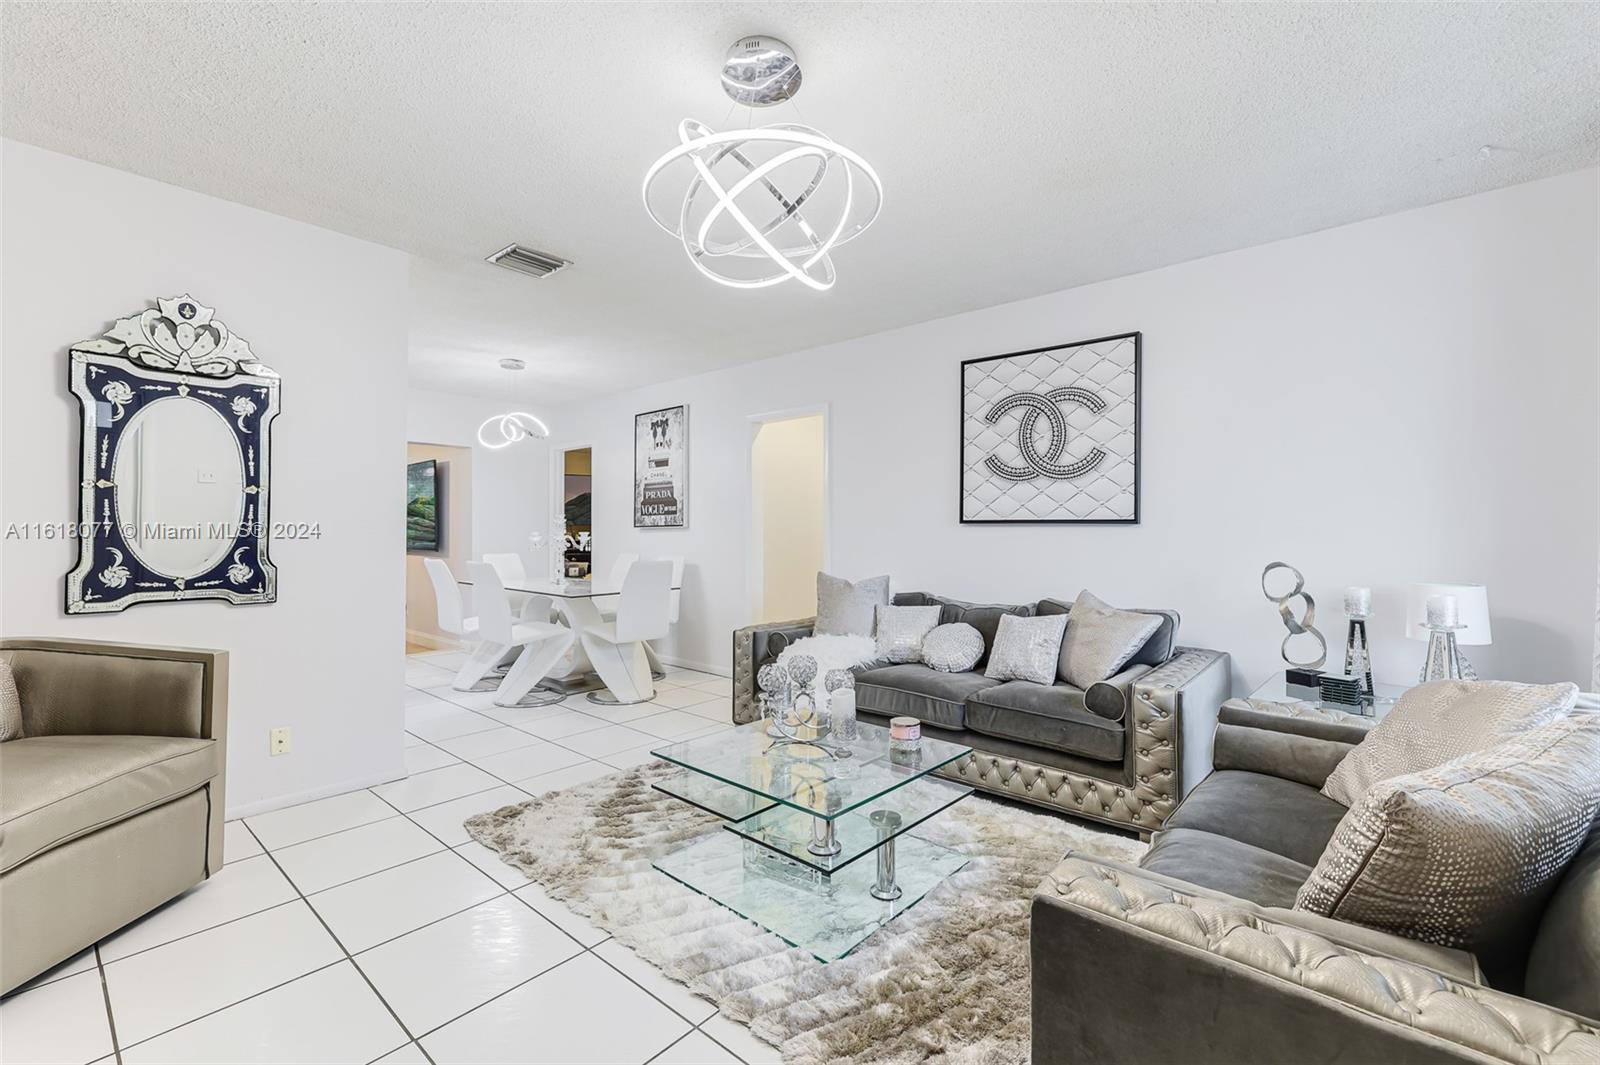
(458, 577), (682, 697)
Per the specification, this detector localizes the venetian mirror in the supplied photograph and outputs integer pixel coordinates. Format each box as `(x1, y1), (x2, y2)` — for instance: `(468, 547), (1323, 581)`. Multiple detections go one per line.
(65, 295), (281, 614)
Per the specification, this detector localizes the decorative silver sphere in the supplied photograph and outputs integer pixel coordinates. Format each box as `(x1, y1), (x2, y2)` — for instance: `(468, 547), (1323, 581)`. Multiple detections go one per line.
(824, 669), (855, 692)
(757, 662), (789, 695)
(786, 654), (818, 688)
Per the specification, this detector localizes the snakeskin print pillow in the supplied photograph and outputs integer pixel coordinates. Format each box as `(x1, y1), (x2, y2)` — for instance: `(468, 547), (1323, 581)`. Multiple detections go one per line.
(1296, 711), (1600, 984)
(0, 660), (21, 741)
(922, 623), (985, 673)
(1322, 679), (1578, 807)
(1059, 590), (1163, 689)
(874, 605), (942, 664)
(984, 612), (1069, 685)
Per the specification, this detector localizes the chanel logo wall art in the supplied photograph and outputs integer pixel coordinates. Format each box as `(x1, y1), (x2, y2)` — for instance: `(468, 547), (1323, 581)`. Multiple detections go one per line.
(960, 332), (1140, 523)
(634, 404), (688, 528)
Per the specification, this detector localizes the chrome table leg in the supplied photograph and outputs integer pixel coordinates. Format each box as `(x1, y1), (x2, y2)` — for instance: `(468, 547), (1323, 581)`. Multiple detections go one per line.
(869, 810), (903, 901)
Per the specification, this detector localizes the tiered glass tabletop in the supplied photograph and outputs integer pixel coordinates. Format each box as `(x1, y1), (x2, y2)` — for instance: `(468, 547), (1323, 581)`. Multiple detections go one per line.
(650, 721), (974, 961)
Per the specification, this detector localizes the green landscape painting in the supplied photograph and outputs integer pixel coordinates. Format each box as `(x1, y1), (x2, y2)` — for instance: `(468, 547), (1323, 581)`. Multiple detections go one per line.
(407, 460), (440, 552)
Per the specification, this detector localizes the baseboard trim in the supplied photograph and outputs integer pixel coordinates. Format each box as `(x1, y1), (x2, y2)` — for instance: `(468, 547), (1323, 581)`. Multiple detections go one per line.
(226, 765), (407, 821)
(405, 629), (459, 651)
(659, 655), (729, 678)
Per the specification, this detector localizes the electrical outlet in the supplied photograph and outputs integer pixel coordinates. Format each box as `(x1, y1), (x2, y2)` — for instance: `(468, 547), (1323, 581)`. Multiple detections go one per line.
(270, 727), (291, 756)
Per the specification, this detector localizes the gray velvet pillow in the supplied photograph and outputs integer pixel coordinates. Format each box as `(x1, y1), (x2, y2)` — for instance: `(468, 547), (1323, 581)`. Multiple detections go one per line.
(1321, 679), (1578, 808)
(0, 659), (22, 742)
(1296, 711), (1600, 987)
(1059, 590), (1162, 689)
(984, 612), (1069, 685)
(815, 572), (890, 637)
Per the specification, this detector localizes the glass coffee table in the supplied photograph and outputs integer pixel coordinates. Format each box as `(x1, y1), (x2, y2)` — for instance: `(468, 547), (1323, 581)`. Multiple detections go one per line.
(650, 721), (974, 961)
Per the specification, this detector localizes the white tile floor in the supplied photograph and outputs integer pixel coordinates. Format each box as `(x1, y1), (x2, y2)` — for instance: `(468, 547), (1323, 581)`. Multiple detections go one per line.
(0, 655), (778, 1065)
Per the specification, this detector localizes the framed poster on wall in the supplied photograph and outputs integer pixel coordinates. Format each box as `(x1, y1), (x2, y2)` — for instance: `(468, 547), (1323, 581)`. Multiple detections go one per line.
(634, 404), (688, 528)
(960, 332), (1141, 524)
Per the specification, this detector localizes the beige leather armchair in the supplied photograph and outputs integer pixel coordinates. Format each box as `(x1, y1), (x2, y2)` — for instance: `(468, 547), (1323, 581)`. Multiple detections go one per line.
(0, 638), (227, 994)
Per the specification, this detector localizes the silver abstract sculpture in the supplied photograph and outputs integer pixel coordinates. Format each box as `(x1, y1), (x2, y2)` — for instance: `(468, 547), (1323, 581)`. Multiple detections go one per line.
(1261, 561), (1327, 669)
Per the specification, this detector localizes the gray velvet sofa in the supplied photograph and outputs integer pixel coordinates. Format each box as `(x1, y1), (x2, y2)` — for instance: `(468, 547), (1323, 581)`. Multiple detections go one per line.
(733, 592), (1231, 835)
(0, 638), (228, 995)
(1031, 700), (1600, 1064)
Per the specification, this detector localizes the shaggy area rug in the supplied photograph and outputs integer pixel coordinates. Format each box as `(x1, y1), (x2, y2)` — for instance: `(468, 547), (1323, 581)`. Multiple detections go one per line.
(464, 761), (1145, 1064)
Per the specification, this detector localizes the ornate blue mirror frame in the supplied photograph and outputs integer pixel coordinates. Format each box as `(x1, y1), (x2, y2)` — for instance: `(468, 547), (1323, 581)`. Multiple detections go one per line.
(65, 295), (281, 614)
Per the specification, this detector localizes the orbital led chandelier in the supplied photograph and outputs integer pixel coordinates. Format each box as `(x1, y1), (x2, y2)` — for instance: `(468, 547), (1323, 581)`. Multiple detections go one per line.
(642, 36), (883, 291)
(476, 412), (549, 449)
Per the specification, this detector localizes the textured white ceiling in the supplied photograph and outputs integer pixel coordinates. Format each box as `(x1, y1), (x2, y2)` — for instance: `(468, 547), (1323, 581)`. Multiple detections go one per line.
(5, 2), (1597, 403)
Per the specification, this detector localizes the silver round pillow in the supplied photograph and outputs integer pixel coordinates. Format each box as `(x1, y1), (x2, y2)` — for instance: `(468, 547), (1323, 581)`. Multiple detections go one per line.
(922, 622), (984, 673)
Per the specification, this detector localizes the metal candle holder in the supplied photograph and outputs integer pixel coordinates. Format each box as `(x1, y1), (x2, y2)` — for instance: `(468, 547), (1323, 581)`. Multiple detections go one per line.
(1343, 590), (1375, 699)
(1420, 623), (1476, 683)
(759, 656), (850, 758)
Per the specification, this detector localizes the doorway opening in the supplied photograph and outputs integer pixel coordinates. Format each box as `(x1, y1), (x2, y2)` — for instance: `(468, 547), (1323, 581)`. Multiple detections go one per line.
(560, 447), (593, 580)
(749, 410), (828, 623)
(405, 441), (471, 652)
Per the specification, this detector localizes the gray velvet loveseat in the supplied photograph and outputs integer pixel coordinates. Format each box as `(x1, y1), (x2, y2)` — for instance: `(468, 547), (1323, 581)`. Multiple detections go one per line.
(1031, 700), (1600, 1064)
(0, 638), (228, 994)
(733, 592), (1231, 835)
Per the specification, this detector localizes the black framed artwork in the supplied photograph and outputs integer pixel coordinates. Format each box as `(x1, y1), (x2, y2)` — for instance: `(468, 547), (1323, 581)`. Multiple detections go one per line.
(634, 404), (688, 528)
(959, 332), (1141, 524)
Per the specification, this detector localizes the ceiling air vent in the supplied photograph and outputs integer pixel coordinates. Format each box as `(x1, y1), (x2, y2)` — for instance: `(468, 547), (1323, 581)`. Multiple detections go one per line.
(486, 243), (571, 279)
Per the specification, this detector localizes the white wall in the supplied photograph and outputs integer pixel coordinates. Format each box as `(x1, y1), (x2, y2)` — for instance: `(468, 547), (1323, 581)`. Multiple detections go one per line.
(1, 140), (412, 817)
(549, 169), (1600, 689)
(406, 389), (550, 576)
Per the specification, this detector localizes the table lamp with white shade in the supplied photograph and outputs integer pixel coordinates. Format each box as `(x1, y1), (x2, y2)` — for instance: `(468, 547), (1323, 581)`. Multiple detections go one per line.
(1405, 582), (1491, 682)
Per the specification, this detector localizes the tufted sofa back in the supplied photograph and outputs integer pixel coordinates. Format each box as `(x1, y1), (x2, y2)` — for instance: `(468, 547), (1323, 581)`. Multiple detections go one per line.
(894, 592), (1035, 670)
(893, 591), (1180, 672)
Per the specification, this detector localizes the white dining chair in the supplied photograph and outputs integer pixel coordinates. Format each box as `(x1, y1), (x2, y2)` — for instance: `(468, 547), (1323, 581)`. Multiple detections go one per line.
(596, 552), (640, 623)
(483, 551), (552, 623)
(482, 552), (526, 586)
(466, 562), (574, 707)
(661, 555), (685, 624)
(583, 559), (672, 706)
(424, 558), (504, 692)
(637, 555), (685, 680)
(608, 552), (640, 588)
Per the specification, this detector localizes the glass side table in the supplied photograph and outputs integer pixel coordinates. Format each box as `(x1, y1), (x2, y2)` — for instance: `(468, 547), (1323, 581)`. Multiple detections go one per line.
(1246, 675), (1408, 723)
